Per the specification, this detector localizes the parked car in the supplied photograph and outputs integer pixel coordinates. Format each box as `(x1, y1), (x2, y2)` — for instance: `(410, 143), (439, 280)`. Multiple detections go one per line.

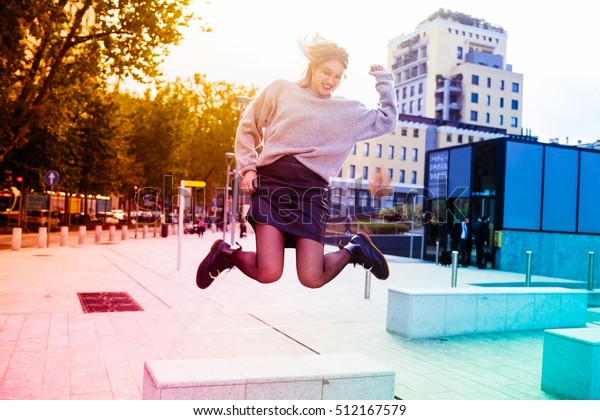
(26, 210), (60, 229)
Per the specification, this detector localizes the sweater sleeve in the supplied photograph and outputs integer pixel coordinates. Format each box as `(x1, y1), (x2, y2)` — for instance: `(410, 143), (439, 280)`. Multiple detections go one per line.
(354, 72), (398, 142)
(234, 83), (273, 175)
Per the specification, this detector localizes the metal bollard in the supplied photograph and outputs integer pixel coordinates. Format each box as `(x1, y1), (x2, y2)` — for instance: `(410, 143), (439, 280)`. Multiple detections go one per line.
(364, 270), (372, 299)
(38, 227), (48, 248)
(95, 225), (102, 243)
(79, 225), (86, 245)
(109, 225), (116, 241)
(589, 251), (595, 291)
(11, 227), (22, 251)
(60, 226), (69, 246)
(525, 251), (532, 287)
(435, 241), (440, 265)
(451, 250), (458, 287)
(143, 224), (148, 238)
(121, 225), (128, 241)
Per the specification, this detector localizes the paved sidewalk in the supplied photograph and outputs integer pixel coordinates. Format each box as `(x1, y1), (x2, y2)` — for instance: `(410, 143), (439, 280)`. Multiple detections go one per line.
(0, 228), (599, 400)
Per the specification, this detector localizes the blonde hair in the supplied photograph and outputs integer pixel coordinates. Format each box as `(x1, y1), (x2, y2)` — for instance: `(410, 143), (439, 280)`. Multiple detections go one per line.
(297, 34), (349, 88)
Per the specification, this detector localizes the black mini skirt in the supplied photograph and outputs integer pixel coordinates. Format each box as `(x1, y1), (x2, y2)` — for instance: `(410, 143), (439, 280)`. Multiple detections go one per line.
(246, 155), (329, 248)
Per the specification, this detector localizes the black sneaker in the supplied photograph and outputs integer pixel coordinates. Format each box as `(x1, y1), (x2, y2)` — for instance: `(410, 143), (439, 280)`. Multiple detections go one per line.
(196, 240), (239, 289)
(344, 232), (389, 280)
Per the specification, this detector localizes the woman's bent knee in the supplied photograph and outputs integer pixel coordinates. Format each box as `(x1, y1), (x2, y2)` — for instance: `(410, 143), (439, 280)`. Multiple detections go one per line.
(298, 273), (325, 289)
(256, 268), (283, 284)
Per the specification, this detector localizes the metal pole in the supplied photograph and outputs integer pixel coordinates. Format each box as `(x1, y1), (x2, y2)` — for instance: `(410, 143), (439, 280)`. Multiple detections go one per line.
(588, 251), (595, 291)
(364, 270), (371, 299)
(230, 164), (238, 246)
(223, 164), (231, 240)
(435, 241), (440, 265)
(525, 250), (532, 287)
(451, 250), (458, 287)
(410, 193), (415, 259)
(177, 180), (184, 270)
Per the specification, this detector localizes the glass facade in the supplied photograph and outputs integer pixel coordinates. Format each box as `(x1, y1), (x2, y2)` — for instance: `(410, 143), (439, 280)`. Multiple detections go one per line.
(423, 137), (600, 265)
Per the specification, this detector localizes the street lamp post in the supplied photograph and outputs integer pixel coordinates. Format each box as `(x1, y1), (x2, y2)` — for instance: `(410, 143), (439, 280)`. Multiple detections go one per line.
(228, 96), (251, 245)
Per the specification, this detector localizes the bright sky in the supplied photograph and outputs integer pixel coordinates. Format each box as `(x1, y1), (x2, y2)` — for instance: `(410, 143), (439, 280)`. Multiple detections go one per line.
(160, 0), (600, 144)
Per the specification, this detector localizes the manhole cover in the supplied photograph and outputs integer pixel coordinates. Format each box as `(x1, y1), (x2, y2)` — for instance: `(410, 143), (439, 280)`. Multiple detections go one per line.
(77, 292), (143, 313)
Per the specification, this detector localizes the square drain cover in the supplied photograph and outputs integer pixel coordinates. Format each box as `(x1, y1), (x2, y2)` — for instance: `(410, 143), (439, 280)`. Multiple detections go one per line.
(77, 292), (143, 313)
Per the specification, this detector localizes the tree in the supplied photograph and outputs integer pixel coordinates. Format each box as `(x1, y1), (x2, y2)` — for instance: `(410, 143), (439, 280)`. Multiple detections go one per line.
(369, 172), (393, 201)
(0, 0), (201, 163)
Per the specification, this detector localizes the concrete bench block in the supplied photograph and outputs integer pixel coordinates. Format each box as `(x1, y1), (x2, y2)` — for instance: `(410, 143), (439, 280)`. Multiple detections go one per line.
(387, 287), (588, 339)
(143, 353), (395, 400)
(542, 328), (600, 399)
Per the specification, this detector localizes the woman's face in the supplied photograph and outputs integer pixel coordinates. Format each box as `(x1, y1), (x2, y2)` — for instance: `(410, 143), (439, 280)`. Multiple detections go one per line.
(309, 59), (346, 97)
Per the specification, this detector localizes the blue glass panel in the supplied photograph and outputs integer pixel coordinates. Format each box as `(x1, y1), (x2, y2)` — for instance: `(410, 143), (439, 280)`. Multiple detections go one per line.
(542, 147), (578, 232)
(448, 147), (471, 198)
(578, 152), (600, 233)
(503, 142), (543, 230)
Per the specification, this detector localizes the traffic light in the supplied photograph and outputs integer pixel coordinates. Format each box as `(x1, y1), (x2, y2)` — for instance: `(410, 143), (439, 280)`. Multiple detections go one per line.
(133, 185), (138, 198)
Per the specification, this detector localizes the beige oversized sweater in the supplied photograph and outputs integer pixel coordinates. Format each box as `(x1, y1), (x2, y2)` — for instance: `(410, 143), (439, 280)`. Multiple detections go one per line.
(235, 73), (398, 183)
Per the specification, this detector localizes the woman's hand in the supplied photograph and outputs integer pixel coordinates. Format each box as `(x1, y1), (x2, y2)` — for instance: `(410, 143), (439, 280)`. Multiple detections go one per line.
(369, 64), (388, 78)
(241, 170), (257, 194)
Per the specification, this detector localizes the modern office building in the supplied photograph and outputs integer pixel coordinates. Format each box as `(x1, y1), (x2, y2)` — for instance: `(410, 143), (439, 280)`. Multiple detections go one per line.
(331, 10), (529, 217)
(423, 136), (600, 282)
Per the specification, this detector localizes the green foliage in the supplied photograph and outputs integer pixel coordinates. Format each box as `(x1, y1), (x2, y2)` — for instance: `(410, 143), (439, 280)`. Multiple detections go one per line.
(0, 0), (198, 162)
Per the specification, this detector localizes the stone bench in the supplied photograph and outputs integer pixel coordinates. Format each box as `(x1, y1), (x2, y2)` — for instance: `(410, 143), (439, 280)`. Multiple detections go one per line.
(142, 353), (395, 400)
(386, 287), (588, 339)
(541, 328), (600, 399)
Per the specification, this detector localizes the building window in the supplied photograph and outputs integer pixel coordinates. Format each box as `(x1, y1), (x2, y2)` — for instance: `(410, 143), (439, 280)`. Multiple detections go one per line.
(401, 103), (406, 113)
(412, 148), (418, 162)
(512, 82), (519, 93)
(375, 167), (381, 174)
(418, 98), (422, 111)
(349, 165), (356, 178)
(387, 168), (393, 180)
(511, 117), (518, 127)
(399, 170), (405, 183)
(500, 97), (504, 108)
(486, 113), (490, 123)
(500, 80), (505, 90)
(487, 77), (492, 88)
(410, 86), (415, 97)
(363, 143), (369, 156)
(362, 166), (368, 180)
(418, 82), (423, 94)
(468, 136), (474, 143)
(351, 144), (357, 155)
(409, 101), (414, 113)
(458, 134), (463, 143)
(471, 92), (479, 103)
(457, 46), (463, 59)
(413, 128), (419, 138)
(511, 99), (519, 110)
(400, 147), (406, 161)
(499, 115), (504, 125)
(402, 87), (407, 99)
(472, 74), (479, 85)
(486, 95), (491, 106)
(401, 128), (407, 136)
(411, 171), (417, 184)
(447, 133), (452, 142)
(376, 144), (382, 158)
(388, 145), (394, 159)
(470, 110), (478, 121)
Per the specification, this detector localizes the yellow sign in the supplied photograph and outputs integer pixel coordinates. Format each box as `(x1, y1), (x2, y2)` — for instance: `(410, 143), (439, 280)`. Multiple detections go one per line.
(493, 230), (502, 248)
(183, 180), (206, 188)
